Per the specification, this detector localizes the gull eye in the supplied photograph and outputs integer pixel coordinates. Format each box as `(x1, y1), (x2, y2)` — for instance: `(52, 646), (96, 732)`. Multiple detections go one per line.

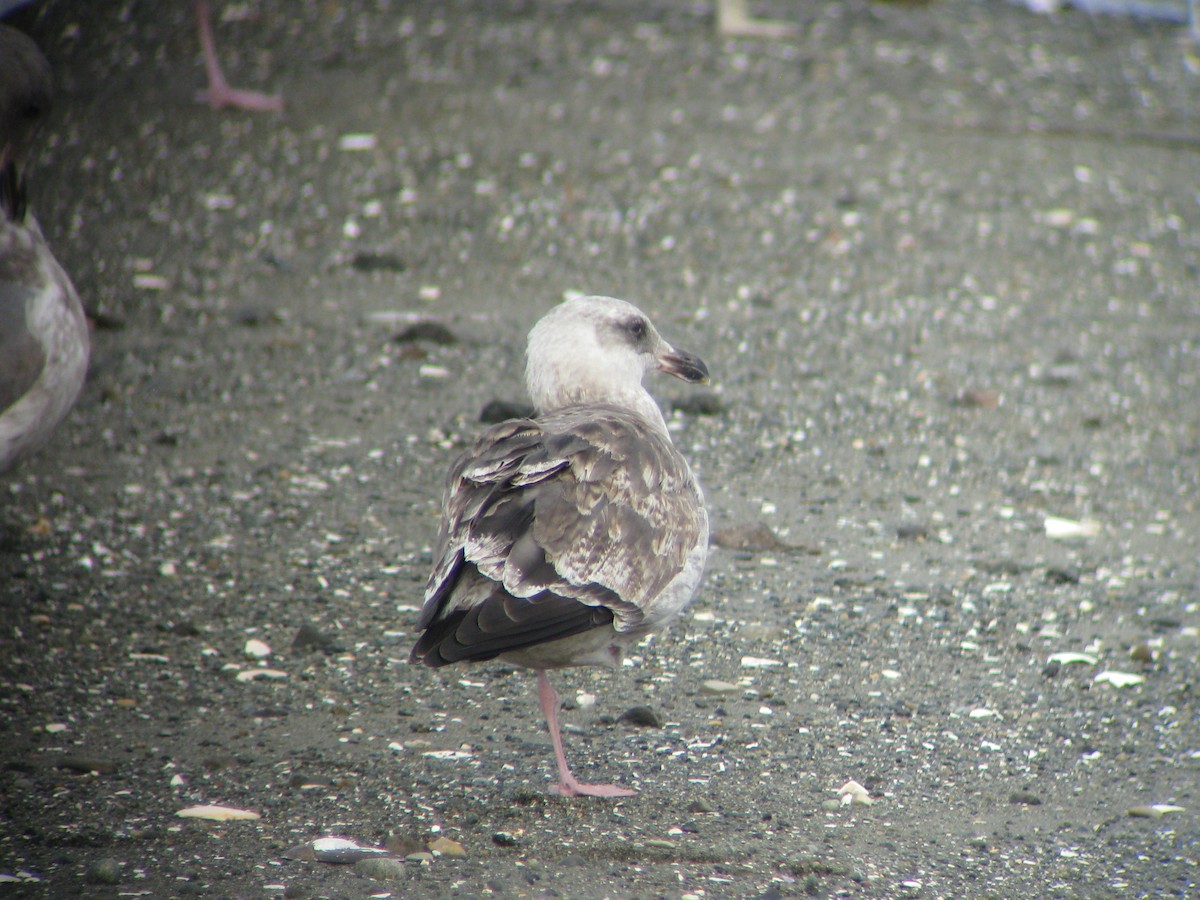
(625, 317), (648, 341)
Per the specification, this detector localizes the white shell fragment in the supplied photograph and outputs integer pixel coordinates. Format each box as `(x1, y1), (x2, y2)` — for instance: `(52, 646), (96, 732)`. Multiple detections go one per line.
(1048, 651), (1098, 666)
(132, 273), (169, 290)
(1094, 670), (1145, 688)
(1128, 804), (1185, 818)
(1044, 516), (1101, 540)
(740, 656), (783, 668)
(422, 749), (474, 760)
(311, 837), (392, 863)
(244, 639), (272, 659)
(838, 780), (874, 806)
(235, 668), (289, 682)
(1039, 208), (1076, 228)
(176, 804), (261, 821)
(337, 133), (378, 151)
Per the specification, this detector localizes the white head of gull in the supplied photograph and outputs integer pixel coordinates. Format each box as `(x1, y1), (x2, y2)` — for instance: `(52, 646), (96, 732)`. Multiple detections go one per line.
(411, 295), (710, 798)
(0, 25), (89, 473)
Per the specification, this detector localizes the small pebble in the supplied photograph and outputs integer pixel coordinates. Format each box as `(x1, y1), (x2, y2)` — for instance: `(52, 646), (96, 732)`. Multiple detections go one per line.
(711, 522), (795, 553)
(351, 251), (406, 273)
(1009, 791), (1043, 806)
(244, 638), (271, 659)
(56, 755), (118, 775)
(428, 836), (467, 857)
(956, 388), (999, 409)
(1129, 643), (1154, 664)
(700, 679), (738, 695)
(356, 857), (408, 880)
(394, 321), (457, 345)
(1045, 566), (1080, 584)
(895, 523), (928, 541)
(384, 834), (427, 856)
(618, 706), (662, 728)
(85, 858), (122, 885)
(292, 623), (342, 654)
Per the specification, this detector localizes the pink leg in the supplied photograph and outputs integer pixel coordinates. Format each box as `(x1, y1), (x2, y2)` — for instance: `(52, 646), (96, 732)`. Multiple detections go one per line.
(194, 0), (284, 111)
(536, 670), (636, 799)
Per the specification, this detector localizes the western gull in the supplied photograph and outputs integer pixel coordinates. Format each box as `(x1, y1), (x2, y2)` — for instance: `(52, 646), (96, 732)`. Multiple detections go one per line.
(410, 295), (710, 798)
(0, 25), (89, 472)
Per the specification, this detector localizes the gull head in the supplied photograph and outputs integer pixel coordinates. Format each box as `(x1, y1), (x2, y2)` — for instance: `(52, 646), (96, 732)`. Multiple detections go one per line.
(525, 295), (708, 430)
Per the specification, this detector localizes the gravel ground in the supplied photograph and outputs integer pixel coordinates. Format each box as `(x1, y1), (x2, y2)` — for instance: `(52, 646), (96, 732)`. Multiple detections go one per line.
(2, 1), (1199, 897)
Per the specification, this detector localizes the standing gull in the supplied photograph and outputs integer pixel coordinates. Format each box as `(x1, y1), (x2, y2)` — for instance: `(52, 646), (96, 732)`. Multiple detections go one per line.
(0, 25), (89, 473)
(410, 296), (710, 798)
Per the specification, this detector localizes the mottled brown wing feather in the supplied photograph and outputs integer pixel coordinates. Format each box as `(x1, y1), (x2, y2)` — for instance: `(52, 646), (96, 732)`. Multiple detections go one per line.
(410, 405), (704, 667)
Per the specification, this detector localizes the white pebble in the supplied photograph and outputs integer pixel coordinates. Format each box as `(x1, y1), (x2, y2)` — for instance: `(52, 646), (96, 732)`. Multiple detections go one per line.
(338, 133), (378, 151)
(244, 639), (272, 659)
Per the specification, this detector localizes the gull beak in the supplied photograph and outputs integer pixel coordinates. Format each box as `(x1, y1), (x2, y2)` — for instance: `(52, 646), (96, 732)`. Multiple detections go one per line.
(656, 344), (710, 385)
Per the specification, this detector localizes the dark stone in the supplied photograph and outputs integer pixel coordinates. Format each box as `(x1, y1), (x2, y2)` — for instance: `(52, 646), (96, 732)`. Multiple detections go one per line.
(292, 622), (343, 654)
(85, 858), (122, 885)
(1045, 566), (1080, 584)
(618, 705), (662, 728)
(393, 321), (457, 344)
(350, 251), (407, 273)
(1009, 791), (1043, 806)
(895, 523), (928, 541)
(56, 755), (118, 775)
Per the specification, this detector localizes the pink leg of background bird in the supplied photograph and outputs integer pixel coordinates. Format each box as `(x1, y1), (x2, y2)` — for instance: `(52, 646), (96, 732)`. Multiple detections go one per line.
(537, 670), (637, 799)
(194, 0), (283, 111)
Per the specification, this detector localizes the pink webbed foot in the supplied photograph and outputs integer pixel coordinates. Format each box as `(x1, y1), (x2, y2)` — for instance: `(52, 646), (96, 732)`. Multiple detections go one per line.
(195, 0), (284, 112)
(195, 83), (284, 112)
(550, 780), (638, 799)
(537, 669), (637, 800)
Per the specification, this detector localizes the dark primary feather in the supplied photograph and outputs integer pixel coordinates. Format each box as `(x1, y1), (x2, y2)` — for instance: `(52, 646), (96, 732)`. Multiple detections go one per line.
(412, 589), (616, 667)
(411, 403), (705, 668)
